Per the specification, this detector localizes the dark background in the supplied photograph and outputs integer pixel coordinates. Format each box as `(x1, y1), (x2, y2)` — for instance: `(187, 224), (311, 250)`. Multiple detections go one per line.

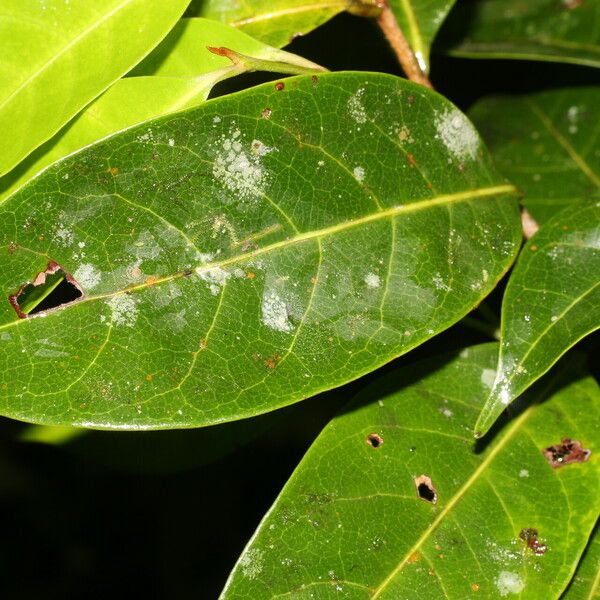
(1, 9), (598, 599)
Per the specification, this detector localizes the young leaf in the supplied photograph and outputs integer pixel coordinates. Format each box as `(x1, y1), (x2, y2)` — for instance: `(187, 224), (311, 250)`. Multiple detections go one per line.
(0, 0), (190, 176)
(0, 19), (324, 203)
(221, 344), (599, 599)
(0, 73), (520, 429)
(438, 0), (600, 68)
(475, 202), (600, 437)
(387, 0), (457, 74)
(561, 524), (600, 599)
(469, 88), (600, 225)
(186, 0), (348, 48)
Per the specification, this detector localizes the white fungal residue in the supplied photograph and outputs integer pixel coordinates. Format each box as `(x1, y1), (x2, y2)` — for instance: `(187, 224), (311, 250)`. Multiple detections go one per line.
(212, 127), (268, 200)
(364, 273), (381, 289)
(480, 368), (497, 389)
(197, 266), (231, 296)
(519, 469), (529, 478)
(261, 291), (293, 333)
(353, 166), (365, 182)
(496, 571), (525, 596)
(239, 548), (264, 580)
(54, 225), (74, 247)
(435, 109), (480, 161)
(106, 294), (138, 327)
(168, 138), (175, 147)
(73, 263), (101, 290)
(347, 88), (367, 124)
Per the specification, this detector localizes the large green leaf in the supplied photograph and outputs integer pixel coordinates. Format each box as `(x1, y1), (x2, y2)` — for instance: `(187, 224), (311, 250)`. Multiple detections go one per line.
(469, 88), (600, 225)
(186, 0), (348, 48)
(0, 19), (324, 204)
(0, 73), (520, 429)
(562, 524), (600, 599)
(0, 0), (189, 177)
(221, 344), (600, 599)
(438, 0), (600, 68)
(388, 0), (457, 73)
(475, 203), (600, 436)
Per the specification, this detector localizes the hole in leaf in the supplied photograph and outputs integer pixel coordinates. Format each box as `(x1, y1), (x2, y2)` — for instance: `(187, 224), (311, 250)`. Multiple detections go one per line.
(542, 438), (591, 468)
(9, 262), (83, 318)
(366, 433), (383, 448)
(415, 475), (437, 504)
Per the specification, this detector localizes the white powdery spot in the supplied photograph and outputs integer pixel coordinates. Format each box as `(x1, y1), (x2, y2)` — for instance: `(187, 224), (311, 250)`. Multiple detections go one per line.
(168, 138), (175, 147)
(54, 225), (74, 246)
(364, 272), (381, 289)
(496, 571), (525, 596)
(435, 109), (480, 161)
(480, 368), (496, 389)
(440, 407), (453, 418)
(106, 295), (137, 327)
(262, 291), (293, 333)
(353, 166), (365, 182)
(347, 88), (367, 124)
(239, 548), (264, 580)
(432, 272), (451, 292)
(213, 127), (267, 200)
(519, 469), (529, 478)
(73, 264), (101, 290)
(197, 266), (231, 296)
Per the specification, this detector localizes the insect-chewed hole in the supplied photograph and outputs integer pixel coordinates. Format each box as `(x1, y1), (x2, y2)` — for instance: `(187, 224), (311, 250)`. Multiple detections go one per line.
(9, 262), (83, 318)
(366, 433), (383, 448)
(414, 475), (437, 504)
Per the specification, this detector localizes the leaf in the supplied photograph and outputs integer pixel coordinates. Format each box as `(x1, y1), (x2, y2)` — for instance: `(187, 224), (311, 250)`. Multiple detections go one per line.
(469, 88), (600, 225)
(186, 0), (348, 48)
(475, 202), (600, 436)
(0, 73), (520, 429)
(0, 0), (190, 176)
(561, 523), (600, 599)
(221, 344), (600, 599)
(388, 0), (457, 73)
(438, 0), (600, 68)
(0, 18), (325, 204)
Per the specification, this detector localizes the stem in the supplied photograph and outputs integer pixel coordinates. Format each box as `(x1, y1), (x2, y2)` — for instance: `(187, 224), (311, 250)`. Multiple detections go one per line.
(375, 2), (432, 88)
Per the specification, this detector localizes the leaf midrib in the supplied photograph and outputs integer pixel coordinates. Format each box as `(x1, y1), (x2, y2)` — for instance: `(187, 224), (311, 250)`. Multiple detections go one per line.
(0, 183), (515, 332)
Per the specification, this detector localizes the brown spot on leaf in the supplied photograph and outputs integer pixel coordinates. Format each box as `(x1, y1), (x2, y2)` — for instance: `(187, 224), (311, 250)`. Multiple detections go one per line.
(261, 107), (272, 119)
(275, 81), (285, 91)
(471, 583), (480, 592)
(406, 153), (417, 168)
(407, 551), (422, 563)
(311, 75), (319, 86)
(246, 271), (256, 280)
(542, 438), (591, 468)
(7, 242), (18, 254)
(107, 167), (120, 176)
(530, 244), (538, 251)
(415, 474), (437, 504)
(366, 433), (383, 448)
(563, 0), (583, 9)
(519, 528), (548, 555)
(264, 354), (281, 370)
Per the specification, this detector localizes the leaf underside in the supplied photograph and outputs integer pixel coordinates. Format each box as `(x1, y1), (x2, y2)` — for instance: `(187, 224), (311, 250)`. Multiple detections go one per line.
(469, 87), (600, 225)
(221, 344), (600, 599)
(0, 73), (520, 429)
(438, 0), (600, 68)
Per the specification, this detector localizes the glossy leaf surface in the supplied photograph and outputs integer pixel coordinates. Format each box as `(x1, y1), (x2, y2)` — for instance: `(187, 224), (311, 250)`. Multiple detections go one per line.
(0, 0), (189, 176)
(222, 344), (600, 599)
(562, 524), (600, 599)
(476, 203), (600, 436)
(0, 73), (520, 429)
(0, 19), (323, 204)
(388, 0), (457, 73)
(469, 88), (600, 224)
(187, 0), (348, 48)
(439, 0), (600, 68)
